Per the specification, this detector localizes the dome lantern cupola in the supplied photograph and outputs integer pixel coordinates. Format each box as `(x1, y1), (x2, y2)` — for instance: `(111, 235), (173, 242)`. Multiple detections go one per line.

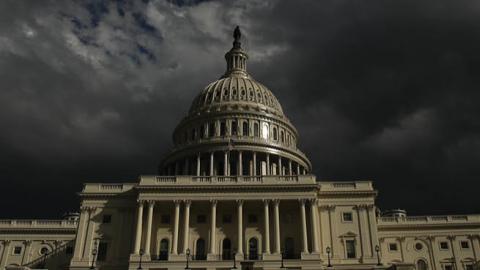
(223, 26), (249, 79)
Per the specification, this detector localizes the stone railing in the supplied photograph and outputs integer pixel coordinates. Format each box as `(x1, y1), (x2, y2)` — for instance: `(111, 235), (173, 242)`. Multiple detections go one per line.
(140, 174), (317, 186)
(82, 183), (136, 193)
(378, 215), (480, 225)
(0, 219), (78, 229)
(318, 181), (374, 192)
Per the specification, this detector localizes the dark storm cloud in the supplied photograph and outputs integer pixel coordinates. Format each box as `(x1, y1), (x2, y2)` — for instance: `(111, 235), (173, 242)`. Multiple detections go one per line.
(0, 0), (479, 218)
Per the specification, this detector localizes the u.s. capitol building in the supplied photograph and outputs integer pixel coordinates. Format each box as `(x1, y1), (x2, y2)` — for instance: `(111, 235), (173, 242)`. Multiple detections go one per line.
(1, 27), (479, 270)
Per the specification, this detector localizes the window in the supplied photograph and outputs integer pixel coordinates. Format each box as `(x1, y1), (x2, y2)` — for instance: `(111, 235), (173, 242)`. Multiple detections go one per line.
(261, 122), (269, 139)
(161, 214), (171, 224)
(13, 246), (22, 255)
(461, 241), (470, 249)
(195, 238), (206, 260)
(253, 122), (259, 137)
(242, 122), (249, 136)
(444, 265), (453, 270)
(200, 125), (206, 138)
(220, 121), (227, 136)
(208, 123), (215, 137)
(159, 239), (169, 260)
(197, 214), (206, 224)
(345, 240), (356, 258)
(102, 214), (112, 224)
(342, 212), (353, 222)
(465, 264), (474, 270)
(223, 214), (232, 224)
(231, 120), (238, 135)
(440, 242), (449, 250)
(389, 243), (398, 251)
(40, 246), (49, 255)
(248, 238), (259, 260)
(273, 127), (278, 140)
(417, 260), (428, 270)
(281, 130), (285, 142)
(222, 238), (232, 260)
(65, 246), (73, 255)
(97, 242), (108, 261)
(415, 242), (424, 251)
(248, 214), (258, 223)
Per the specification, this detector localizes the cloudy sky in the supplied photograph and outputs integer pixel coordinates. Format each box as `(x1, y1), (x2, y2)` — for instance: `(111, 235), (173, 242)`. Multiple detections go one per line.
(1, 0), (479, 218)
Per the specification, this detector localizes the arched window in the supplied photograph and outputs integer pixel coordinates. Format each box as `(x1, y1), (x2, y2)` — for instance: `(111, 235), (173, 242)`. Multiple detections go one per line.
(243, 121), (249, 136)
(273, 127), (278, 141)
(159, 239), (169, 260)
(254, 122), (259, 137)
(261, 123), (269, 139)
(281, 130), (285, 143)
(220, 121), (227, 136)
(195, 238), (206, 260)
(285, 237), (295, 259)
(222, 238), (232, 260)
(208, 122), (215, 137)
(417, 259), (428, 270)
(248, 238), (258, 260)
(231, 120), (238, 135)
(191, 128), (196, 140)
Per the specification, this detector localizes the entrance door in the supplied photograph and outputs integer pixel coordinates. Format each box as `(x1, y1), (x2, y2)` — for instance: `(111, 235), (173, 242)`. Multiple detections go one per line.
(248, 238), (258, 260)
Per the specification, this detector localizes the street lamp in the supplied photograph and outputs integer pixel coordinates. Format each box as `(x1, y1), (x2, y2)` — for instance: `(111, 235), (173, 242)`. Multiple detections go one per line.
(232, 251), (237, 270)
(326, 246), (332, 267)
(90, 247), (97, 269)
(375, 245), (382, 266)
(138, 249), (144, 270)
(185, 248), (191, 270)
(280, 251), (287, 270)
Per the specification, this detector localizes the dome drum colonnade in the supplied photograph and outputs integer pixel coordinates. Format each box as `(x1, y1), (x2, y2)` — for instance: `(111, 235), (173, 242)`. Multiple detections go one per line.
(159, 26), (312, 178)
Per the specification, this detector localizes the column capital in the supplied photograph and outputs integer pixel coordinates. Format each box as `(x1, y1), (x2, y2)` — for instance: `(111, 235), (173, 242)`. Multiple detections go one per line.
(298, 199), (307, 205)
(147, 200), (156, 207)
(137, 200), (145, 206)
(353, 204), (368, 210)
(210, 199), (218, 205)
(236, 199), (244, 206)
(379, 237), (385, 243)
(173, 200), (182, 205)
(396, 236), (406, 242)
(308, 198), (318, 206)
(23, 240), (33, 246)
(2, 240), (11, 245)
(467, 234), (479, 240)
(272, 199), (280, 206)
(426, 235), (436, 241)
(184, 200), (191, 206)
(262, 199), (271, 205)
(447, 235), (456, 241)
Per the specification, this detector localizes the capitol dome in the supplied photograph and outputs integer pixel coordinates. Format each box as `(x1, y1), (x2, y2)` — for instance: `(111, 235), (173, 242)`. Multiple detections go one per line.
(159, 26), (311, 177)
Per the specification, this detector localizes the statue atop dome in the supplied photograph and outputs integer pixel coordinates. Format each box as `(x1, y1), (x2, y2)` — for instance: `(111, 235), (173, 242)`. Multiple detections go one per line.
(233, 26), (241, 48)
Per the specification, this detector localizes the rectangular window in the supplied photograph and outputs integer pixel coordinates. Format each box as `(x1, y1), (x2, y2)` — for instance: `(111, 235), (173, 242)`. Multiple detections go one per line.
(13, 246), (22, 255)
(461, 241), (470, 249)
(197, 214), (206, 224)
(161, 214), (171, 224)
(389, 243), (398, 251)
(346, 240), (356, 258)
(342, 212), (353, 222)
(440, 241), (449, 250)
(223, 214), (232, 224)
(231, 120), (238, 135)
(102, 214), (112, 224)
(248, 214), (258, 223)
(444, 265), (453, 270)
(220, 122), (227, 136)
(97, 242), (108, 261)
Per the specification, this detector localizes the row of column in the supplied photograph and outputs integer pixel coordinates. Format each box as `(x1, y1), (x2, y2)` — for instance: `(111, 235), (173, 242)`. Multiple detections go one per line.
(132, 199), (320, 256)
(163, 151), (308, 177)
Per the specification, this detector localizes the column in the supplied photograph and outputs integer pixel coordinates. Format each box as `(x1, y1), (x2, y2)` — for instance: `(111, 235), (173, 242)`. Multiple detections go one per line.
(224, 151), (229, 176)
(297, 164), (300, 175)
(238, 151), (243, 176)
(0, 241), (11, 268)
(263, 200), (271, 254)
(288, 160), (292, 176)
(266, 154), (270, 175)
(210, 152), (214, 176)
(183, 201), (191, 253)
(300, 200), (309, 253)
(427, 236), (438, 270)
(273, 200), (281, 254)
(253, 152), (257, 176)
(172, 201), (180, 255)
(73, 208), (89, 259)
(210, 200), (217, 254)
(196, 153), (201, 176)
(355, 205), (369, 259)
(328, 205), (339, 257)
(398, 237), (406, 262)
(144, 201), (155, 255)
(278, 156), (283, 176)
(20, 241), (32, 265)
(468, 235), (478, 262)
(366, 205), (379, 256)
(310, 199), (320, 253)
(448, 236), (461, 270)
(237, 200), (244, 254)
(134, 202), (144, 254)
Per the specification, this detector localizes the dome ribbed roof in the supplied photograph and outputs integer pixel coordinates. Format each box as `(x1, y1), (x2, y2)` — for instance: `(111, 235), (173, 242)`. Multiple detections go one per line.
(188, 76), (284, 117)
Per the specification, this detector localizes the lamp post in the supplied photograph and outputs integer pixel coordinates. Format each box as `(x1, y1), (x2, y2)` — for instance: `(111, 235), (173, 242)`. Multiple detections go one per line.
(280, 251), (287, 270)
(90, 247), (97, 269)
(375, 245), (382, 266)
(232, 251), (237, 270)
(326, 246), (332, 268)
(138, 249), (144, 270)
(185, 248), (191, 270)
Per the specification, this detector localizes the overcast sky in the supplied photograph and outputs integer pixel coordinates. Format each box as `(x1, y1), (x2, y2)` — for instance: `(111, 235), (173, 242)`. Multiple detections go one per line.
(1, 0), (479, 218)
